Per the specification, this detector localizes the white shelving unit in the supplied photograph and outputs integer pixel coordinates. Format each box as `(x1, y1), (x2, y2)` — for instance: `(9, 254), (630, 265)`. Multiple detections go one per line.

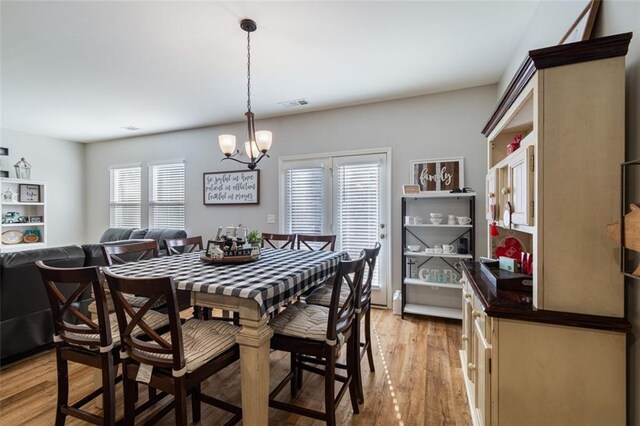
(401, 192), (475, 320)
(1, 178), (47, 252)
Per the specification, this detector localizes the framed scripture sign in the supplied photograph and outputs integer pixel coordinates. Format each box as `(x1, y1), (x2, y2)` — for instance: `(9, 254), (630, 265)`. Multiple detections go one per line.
(410, 157), (463, 193)
(203, 170), (260, 205)
(18, 184), (41, 202)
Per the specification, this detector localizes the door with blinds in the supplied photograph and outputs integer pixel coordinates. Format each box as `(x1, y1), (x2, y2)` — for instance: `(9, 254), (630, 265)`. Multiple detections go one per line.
(281, 152), (388, 306)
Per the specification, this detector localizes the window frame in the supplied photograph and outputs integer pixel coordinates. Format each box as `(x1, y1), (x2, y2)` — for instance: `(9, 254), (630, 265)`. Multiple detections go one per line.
(148, 160), (186, 230)
(109, 164), (142, 228)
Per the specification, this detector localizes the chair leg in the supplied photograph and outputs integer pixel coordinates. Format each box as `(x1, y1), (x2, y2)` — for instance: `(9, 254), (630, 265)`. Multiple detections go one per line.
(122, 363), (137, 425)
(296, 353), (304, 392)
(54, 349), (68, 426)
(148, 385), (157, 400)
(352, 316), (364, 405)
(325, 352), (337, 426)
(290, 353), (298, 398)
(347, 335), (360, 414)
(100, 353), (116, 425)
(365, 308), (375, 372)
(174, 377), (188, 426)
(193, 306), (202, 319)
(192, 383), (201, 423)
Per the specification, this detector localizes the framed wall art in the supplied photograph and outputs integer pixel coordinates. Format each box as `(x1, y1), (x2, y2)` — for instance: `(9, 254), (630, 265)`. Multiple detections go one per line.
(203, 170), (260, 205)
(410, 157), (463, 193)
(18, 184), (41, 202)
(559, 0), (600, 45)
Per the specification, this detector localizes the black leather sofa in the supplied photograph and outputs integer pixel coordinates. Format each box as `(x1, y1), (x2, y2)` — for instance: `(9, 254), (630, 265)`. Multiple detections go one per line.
(0, 228), (188, 364)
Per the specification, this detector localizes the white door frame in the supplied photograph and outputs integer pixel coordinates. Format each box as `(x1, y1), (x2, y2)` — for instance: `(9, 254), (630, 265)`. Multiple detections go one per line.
(278, 147), (393, 308)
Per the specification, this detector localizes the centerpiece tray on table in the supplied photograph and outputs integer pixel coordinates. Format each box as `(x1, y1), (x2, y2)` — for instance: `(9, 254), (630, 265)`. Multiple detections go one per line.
(201, 238), (261, 265)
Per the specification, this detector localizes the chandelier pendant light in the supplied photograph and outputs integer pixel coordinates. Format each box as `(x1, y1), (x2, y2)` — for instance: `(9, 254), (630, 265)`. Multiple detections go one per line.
(218, 19), (272, 170)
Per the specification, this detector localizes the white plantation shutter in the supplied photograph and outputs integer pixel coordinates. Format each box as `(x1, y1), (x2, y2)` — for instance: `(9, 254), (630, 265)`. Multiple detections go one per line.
(149, 162), (185, 229)
(110, 166), (141, 227)
(336, 161), (381, 287)
(284, 167), (325, 235)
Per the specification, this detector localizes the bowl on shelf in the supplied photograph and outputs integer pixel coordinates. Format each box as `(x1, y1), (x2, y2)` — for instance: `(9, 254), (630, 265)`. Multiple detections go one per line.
(406, 245), (421, 252)
(429, 213), (443, 218)
(430, 218), (443, 225)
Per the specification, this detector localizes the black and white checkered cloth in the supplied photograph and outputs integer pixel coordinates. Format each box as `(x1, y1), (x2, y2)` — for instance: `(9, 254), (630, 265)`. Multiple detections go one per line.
(106, 248), (348, 316)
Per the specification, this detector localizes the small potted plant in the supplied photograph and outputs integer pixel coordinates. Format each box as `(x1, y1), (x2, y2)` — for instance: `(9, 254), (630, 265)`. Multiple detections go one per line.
(247, 230), (262, 247)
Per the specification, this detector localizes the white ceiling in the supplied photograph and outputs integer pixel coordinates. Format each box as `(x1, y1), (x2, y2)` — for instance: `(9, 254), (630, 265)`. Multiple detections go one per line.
(1, 1), (539, 143)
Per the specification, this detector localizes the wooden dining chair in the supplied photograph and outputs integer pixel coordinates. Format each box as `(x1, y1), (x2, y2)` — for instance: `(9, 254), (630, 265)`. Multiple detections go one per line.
(296, 234), (337, 251)
(261, 233), (296, 249)
(164, 236), (204, 255)
(101, 240), (159, 267)
(103, 269), (242, 425)
(268, 256), (365, 426)
(303, 242), (380, 404)
(36, 261), (169, 425)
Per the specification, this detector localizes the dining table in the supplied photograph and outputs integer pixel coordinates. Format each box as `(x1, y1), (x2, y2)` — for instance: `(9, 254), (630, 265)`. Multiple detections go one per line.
(101, 247), (347, 425)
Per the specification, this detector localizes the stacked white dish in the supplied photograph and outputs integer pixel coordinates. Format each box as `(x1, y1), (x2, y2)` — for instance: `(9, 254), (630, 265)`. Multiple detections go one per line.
(429, 213), (443, 225)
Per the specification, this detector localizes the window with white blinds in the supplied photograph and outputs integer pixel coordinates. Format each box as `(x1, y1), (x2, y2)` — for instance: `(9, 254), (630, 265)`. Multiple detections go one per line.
(149, 162), (185, 229)
(284, 167), (325, 235)
(336, 161), (381, 287)
(110, 166), (141, 228)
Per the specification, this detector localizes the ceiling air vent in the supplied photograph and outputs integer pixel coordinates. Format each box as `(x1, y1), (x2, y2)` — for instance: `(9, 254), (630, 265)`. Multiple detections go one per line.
(278, 98), (309, 109)
(121, 125), (141, 131)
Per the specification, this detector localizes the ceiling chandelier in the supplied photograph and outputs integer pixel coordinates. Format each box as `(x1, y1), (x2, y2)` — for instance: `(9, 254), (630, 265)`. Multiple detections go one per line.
(218, 19), (272, 170)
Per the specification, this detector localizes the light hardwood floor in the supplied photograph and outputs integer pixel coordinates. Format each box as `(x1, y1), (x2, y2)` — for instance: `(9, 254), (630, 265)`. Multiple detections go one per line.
(0, 309), (470, 425)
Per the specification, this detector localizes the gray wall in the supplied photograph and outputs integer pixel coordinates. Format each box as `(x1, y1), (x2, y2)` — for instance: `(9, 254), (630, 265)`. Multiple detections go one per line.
(498, 0), (640, 422)
(0, 128), (86, 247)
(84, 84), (495, 298)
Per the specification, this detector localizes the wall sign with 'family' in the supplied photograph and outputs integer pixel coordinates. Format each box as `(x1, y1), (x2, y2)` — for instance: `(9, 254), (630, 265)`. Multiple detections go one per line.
(410, 157), (464, 192)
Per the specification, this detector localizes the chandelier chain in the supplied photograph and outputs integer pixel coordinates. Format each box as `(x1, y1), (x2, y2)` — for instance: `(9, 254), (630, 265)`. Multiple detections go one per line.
(247, 31), (251, 112)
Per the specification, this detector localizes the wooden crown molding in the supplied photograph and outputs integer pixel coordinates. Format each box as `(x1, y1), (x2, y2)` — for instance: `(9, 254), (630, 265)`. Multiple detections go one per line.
(482, 32), (633, 137)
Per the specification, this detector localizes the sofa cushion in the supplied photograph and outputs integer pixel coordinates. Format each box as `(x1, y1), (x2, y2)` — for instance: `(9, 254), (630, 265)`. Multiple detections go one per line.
(99, 228), (137, 243)
(129, 228), (148, 239)
(143, 229), (187, 250)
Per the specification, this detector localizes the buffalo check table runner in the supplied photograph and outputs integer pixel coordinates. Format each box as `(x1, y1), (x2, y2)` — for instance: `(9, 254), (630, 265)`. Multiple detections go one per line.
(107, 248), (348, 317)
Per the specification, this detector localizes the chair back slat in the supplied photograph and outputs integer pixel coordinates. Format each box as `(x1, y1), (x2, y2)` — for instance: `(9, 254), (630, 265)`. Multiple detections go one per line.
(36, 261), (112, 349)
(326, 256), (365, 342)
(104, 269), (185, 371)
(101, 240), (159, 266)
(262, 233), (296, 249)
(296, 234), (336, 251)
(165, 236), (204, 255)
(361, 242), (382, 306)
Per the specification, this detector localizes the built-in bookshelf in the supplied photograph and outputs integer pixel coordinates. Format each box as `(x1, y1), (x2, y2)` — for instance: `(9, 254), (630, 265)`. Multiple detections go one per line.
(1, 178), (47, 252)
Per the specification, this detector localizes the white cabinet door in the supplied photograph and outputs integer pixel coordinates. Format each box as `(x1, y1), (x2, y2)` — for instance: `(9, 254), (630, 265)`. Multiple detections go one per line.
(506, 146), (534, 226)
(474, 318), (492, 426)
(486, 169), (498, 222)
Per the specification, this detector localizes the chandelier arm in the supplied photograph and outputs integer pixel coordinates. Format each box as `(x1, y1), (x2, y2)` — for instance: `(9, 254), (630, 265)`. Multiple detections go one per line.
(221, 156), (251, 166)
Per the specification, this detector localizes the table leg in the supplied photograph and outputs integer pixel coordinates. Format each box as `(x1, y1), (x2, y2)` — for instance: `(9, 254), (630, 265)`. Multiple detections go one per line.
(236, 315), (274, 426)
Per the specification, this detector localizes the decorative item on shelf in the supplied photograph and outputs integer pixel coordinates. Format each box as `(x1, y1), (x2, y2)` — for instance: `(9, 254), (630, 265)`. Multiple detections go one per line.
(506, 134), (522, 155)
(494, 235), (526, 261)
(449, 187), (474, 193)
(14, 157), (32, 180)
(0, 147), (8, 178)
(502, 200), (513, 229)
(217, 19), (273, 171)
(407, 258), (417, 278)
(2, 188), (17, 202)
(457, 216), (472, 225)
(402, 184), (420, 195)
(2, 211), (27, 224)
(28, 215), (44, 223)
(18, 184), (40, 202)
(406, 245), (421, 252)
(458, 237), (469, 254)
(2, 229), (24, 244)
(606, 202), (640, 277)
(23, 229), (40, 243)
(410, 157), (463, 193)
(203, 170), (259, 205)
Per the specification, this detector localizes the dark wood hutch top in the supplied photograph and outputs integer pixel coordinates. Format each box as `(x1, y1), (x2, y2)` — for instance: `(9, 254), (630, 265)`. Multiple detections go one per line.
(462, 261), (631, 333)
(482, 32), (633, 137)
